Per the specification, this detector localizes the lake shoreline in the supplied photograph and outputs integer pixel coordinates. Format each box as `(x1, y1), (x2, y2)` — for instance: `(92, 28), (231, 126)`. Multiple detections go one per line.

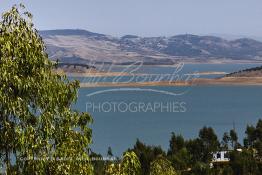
(80, 77), (262, 87)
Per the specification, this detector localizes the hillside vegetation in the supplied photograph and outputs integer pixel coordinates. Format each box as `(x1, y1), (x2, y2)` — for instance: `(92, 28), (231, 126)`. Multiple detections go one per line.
(226, 66), (262, 77)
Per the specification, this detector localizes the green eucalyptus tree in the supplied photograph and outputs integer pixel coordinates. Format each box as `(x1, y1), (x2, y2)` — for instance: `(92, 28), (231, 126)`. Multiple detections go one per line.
(149, 155), (177, 175)
(0, 4), (93, 174)
(121, 151), (141, 175)
(105, 151), (141, 175)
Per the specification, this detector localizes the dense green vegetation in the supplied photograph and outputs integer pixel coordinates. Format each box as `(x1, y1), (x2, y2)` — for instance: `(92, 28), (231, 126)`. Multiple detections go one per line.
(0, 5), (93, 174)
(92, 120), (262, 175)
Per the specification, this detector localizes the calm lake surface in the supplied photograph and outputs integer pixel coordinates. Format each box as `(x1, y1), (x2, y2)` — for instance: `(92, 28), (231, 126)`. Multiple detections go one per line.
(73, 64), (262, 156)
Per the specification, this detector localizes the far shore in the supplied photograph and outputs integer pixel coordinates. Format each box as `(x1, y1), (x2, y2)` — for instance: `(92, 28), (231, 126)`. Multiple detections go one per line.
(185, 72), (227, 75)
(67, 71), (228, 77)
(80, 77), (262, 87)
(67, 71), (131, 77)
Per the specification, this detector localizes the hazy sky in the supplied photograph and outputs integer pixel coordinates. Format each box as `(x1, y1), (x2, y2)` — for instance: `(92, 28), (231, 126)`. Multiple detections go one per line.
(0, 0), (262, 37)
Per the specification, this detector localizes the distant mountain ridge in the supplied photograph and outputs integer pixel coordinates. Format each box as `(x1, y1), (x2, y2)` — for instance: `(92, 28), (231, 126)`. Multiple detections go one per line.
(40, 29), (262, 64)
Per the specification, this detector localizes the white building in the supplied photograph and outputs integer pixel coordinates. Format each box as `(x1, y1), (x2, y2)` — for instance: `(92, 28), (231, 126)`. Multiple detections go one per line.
(212, 151), (230, 163)
(210, 151), (230, 168)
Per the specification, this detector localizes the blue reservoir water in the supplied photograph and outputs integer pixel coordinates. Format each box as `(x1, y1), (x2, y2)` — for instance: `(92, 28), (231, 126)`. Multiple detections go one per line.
(72, 64), (262, 156)
(74, 86), (262, 156)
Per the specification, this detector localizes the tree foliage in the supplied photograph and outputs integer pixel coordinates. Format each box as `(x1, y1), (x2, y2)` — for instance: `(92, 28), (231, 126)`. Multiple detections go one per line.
(0, 4), (93, 174)
(105, 151), (141, 175)
(130, 139), (165, 175)
(150, 155), (177, 175)
(121, 151), (141, 175)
